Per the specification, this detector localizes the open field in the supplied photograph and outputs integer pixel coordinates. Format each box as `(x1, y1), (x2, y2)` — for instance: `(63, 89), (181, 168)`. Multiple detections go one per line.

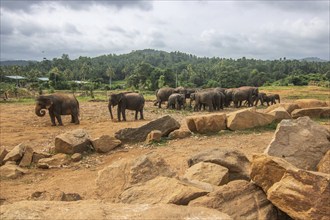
(0, 86), (329, 204)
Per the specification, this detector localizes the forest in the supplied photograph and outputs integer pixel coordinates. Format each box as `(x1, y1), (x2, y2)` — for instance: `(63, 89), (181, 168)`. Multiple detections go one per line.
(0, 49), (329, 93)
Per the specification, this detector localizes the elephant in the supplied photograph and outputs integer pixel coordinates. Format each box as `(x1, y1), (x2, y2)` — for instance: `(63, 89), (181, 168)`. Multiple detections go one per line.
(254, 92), (267, 106)
(263, 94), (277, 106)
(154, 87), (187, 108)
(167, 93), (186, 110)
(232, 86), (259, 108)
(35, 93), (80, 126)
(272, 94), (280, 103)
(108, 92), (145, 122)
(224, 88), (235, 107)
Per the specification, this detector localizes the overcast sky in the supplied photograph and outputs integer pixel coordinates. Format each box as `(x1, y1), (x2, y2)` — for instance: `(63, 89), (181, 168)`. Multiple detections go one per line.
(0, 0), (329, 61)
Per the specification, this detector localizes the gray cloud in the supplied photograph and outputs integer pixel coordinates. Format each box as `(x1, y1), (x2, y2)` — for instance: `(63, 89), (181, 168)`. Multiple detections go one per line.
(0, 0), (153, 11)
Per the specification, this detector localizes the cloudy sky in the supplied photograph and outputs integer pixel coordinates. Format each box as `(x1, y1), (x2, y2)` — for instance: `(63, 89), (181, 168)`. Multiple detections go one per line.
(0, 0), (329, 61)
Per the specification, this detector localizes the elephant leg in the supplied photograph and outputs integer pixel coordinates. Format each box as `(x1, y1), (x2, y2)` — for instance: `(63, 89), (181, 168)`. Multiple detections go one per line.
(55, 114), (63, 126)
(122, 109), (126, 121)
(71, 115), (75, 123)
(135, 110), (138, 120)
(140, 109), (144, 120)
(158, 100), (162, 108)
(117, 106), (121, 121)
(49, 112), (56, 126)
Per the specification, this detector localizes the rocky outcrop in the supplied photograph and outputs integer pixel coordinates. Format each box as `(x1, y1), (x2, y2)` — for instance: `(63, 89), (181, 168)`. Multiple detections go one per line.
(189, 180), (279, 220)
(3, 143), (26, 164)
(291, 107), (330, 119)
(96, 154), (176, 201)
(264, 103), (300, 114)
(90, 135), (121, 153)
(0, 164), (27, 179)
(183, 162), (229, 186)
(294, 99), (328, 108)
(145, 130), (162, 144)
(168, 130), (192, 139)
(120, 176), (208, 205)
(265, 116), (330, 170)
(186, 113), (227, 134)
(55, 129), (93, 154)
(227, 108), (275, 130)
(267, 106), (292, 122)
(251, 154), (330, 220)
(0, 146), (8, 165)
(317, 150), (330, 174)
(115, 115), (180, 142)
(188, 148), (251, 181)
(0, 200), (232, 220)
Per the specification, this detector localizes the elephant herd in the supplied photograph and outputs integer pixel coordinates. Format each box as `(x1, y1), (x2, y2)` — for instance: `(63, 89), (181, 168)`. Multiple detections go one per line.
(155, 86), (280, 112)
(35, 87), (280, 126)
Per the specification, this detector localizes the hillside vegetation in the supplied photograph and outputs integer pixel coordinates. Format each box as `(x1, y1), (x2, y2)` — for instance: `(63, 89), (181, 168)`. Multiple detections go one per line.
(1, 49), (329, 93)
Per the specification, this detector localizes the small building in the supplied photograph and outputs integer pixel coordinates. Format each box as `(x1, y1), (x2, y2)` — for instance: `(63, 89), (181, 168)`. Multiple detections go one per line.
(4, 75), (26, 86)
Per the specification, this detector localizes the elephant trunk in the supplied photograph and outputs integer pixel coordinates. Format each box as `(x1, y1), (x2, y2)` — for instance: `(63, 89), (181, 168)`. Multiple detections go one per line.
(108, 103), (114, 119)
(35, 105), (46, 117)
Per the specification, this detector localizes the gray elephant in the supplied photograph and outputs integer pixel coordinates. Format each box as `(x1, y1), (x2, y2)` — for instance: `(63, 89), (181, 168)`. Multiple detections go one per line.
(167, 93), (186, 110)
(272, 94), (280, 103)
(108, 92), (145, 122)
(224, 88), (235, 107)
(35, 93), (80, 126)
(232, 86), (259, 108)
(193, 91), (216, 112)
(154, 87), (187, 108)
(254, 92), (267, 106)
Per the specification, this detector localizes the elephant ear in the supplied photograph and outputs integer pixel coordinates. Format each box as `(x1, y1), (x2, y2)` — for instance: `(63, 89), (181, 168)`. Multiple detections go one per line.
(45, 97), (53, 109)
(118, 93), (125, 102)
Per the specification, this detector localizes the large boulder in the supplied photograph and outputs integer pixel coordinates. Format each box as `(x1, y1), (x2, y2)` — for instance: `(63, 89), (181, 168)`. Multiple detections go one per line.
(291, 107), (330, 119)
(267, 106), (292, 122)
(251, 154), (330, 220)
(265, 116), (330, 170)
(264, 103), (300, 114)
(188, 148), (251, 181)
(120, 176), (208, 205)
(186, 113), (227, 134)
(183, 162), (229, 186)
(168, 129), (192, 139)
(115, 115), (180, 142)
(55, 129), (92, 154)
(96, 154), (176, 202)
(189, 180), (279, 220)
(227, 108), (275, 130)
(0, 200), (232, 220)
(294, 99), (328, 108)
(90, 135), (121, 153)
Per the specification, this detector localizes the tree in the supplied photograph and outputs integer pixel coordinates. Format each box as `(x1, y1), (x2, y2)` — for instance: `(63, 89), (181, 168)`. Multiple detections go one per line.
(106, 65), (115, 89)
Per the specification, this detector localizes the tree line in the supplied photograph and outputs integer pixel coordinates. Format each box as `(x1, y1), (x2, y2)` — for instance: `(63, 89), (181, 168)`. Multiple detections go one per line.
(1, 49), (329, 92)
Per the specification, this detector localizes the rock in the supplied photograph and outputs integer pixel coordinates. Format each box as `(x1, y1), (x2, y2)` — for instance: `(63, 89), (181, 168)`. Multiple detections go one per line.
(291, 107), (330, 119)
(264, 103), (300, 114)
(32, 151), (51, 163)
(19, 146), (34, 167)
(71, 153), (82, 162)
(0, 200), (232, 220)
(0, 164), (27, 179)
(188, 148), (251, 181)
(267, 106), (292, 122)
(55, 129), (92, 154)
(227, 108), (275, 130)
(145, 130), (162, 144)
(265, 116), (330, 170)
(186, 113), (227, 134)
(120, 176), (208, 205)
(317, 150), (330, 174)
(37, 153), (70, 168)
(3, 143), (26, 163)
(0, 146), (8, 165)
(96, 154), (176, 202)
(179, 178), (218, 192)
(36, 163), (49, 169)
(59, 192), (82, 201)
(189, 180), (279, 220)
(168, 130), (191, 139)
(115, 115), (180, 142)
(183, 162), (229, 186)
(251, 154), (330, 220)
(294, 99), (328, 108)
(91, 135), (121, 153)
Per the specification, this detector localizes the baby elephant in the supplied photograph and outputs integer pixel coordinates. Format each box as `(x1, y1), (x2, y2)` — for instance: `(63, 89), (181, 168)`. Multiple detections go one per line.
(167, 93), (186, 110)
(108, 92), (145, 122)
